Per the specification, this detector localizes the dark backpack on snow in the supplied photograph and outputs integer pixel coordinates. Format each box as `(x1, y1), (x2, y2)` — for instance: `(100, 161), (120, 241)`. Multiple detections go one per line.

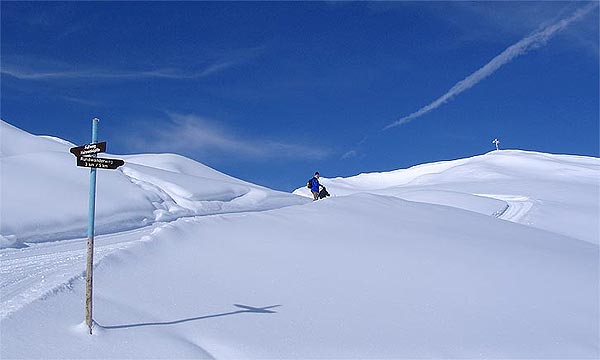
(307, 178), (314, 189)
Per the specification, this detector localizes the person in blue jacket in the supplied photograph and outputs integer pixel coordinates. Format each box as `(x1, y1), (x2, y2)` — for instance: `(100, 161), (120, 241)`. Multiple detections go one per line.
(310, 171), (322, 201)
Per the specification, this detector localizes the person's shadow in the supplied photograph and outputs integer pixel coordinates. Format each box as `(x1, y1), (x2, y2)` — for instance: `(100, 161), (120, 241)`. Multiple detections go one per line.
(97, 304), (281, 330)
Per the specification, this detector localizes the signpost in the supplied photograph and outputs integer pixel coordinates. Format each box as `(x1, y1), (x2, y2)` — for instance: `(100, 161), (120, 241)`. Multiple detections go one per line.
(70, 118), (124, 335)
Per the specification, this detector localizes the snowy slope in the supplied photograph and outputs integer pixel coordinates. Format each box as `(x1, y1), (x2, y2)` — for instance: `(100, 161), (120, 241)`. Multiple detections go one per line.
(1, 120), (598, 358)
(0, 120), (308, 248)
(295, 150), (600, 244)
(1, 194), (597, 358)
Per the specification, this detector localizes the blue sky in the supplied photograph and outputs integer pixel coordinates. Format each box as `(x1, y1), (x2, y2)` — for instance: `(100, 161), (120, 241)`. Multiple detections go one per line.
(2, 1), (598, 191)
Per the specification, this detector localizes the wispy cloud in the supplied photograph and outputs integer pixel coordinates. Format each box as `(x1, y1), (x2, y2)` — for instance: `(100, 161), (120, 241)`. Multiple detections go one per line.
(1, 46), (265, 82)
(1, 63), (236, 81)
(341, 150), (358, 160)
(61, 96), (101, 106)
(384, 2), (598, 130)
(126, 113), (331, 161)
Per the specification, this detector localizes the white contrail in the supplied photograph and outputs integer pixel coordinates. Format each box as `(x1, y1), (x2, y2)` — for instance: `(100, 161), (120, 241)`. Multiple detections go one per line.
(384, 2), (598, 130)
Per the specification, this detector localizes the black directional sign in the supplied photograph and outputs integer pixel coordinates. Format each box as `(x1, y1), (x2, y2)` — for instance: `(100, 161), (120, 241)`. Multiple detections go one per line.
(70, 140), (124, 170)
(70, 142), (107, 157)
(77, 156), (125, 169)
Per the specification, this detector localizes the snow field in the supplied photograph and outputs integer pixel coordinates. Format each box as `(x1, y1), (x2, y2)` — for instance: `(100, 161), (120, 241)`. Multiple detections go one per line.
(1, 119), (599, 358)
(2, 194), (597, 358)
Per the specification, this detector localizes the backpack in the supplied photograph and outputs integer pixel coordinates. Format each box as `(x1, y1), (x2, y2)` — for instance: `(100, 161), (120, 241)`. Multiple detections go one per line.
(307, 178), (313, 189)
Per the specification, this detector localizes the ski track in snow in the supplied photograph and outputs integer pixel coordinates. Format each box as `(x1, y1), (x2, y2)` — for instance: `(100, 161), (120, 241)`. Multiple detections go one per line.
(0, 223), (167, 319)
(478, 194), (534, 223)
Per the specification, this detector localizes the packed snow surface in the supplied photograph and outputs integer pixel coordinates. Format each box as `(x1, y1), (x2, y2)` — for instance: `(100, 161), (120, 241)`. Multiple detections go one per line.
(1, 119), (598, 358)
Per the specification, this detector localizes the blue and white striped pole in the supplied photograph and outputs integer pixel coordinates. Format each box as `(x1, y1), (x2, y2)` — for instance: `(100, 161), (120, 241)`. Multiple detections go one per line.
(85, 117), (99, 334)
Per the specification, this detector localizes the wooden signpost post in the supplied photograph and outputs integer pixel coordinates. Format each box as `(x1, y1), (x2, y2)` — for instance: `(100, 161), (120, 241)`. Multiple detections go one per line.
(69, 118), (124, 335)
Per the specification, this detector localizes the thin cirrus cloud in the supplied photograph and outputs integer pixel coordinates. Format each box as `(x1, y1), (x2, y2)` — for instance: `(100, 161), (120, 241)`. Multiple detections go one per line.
(0, 63), (236, 81)
(127, 113), (331, 161)
(341, 150), (358, 160)
(1, 46), (265, 82)
(384, 2), (598, 130)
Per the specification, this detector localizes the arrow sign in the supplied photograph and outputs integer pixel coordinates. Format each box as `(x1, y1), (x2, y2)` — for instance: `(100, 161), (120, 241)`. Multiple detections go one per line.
(77, 156), (124, 169)
(70, 142), (107, 157)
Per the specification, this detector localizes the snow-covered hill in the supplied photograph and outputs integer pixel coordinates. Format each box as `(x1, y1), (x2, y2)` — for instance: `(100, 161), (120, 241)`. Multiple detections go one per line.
(0, 120), (308, 248)
(1, 120), (598, 358)
(295, 150), (600, 244)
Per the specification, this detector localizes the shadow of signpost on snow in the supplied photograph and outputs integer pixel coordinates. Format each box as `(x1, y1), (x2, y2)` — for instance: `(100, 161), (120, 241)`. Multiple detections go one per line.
(97, 304), (281, 330)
